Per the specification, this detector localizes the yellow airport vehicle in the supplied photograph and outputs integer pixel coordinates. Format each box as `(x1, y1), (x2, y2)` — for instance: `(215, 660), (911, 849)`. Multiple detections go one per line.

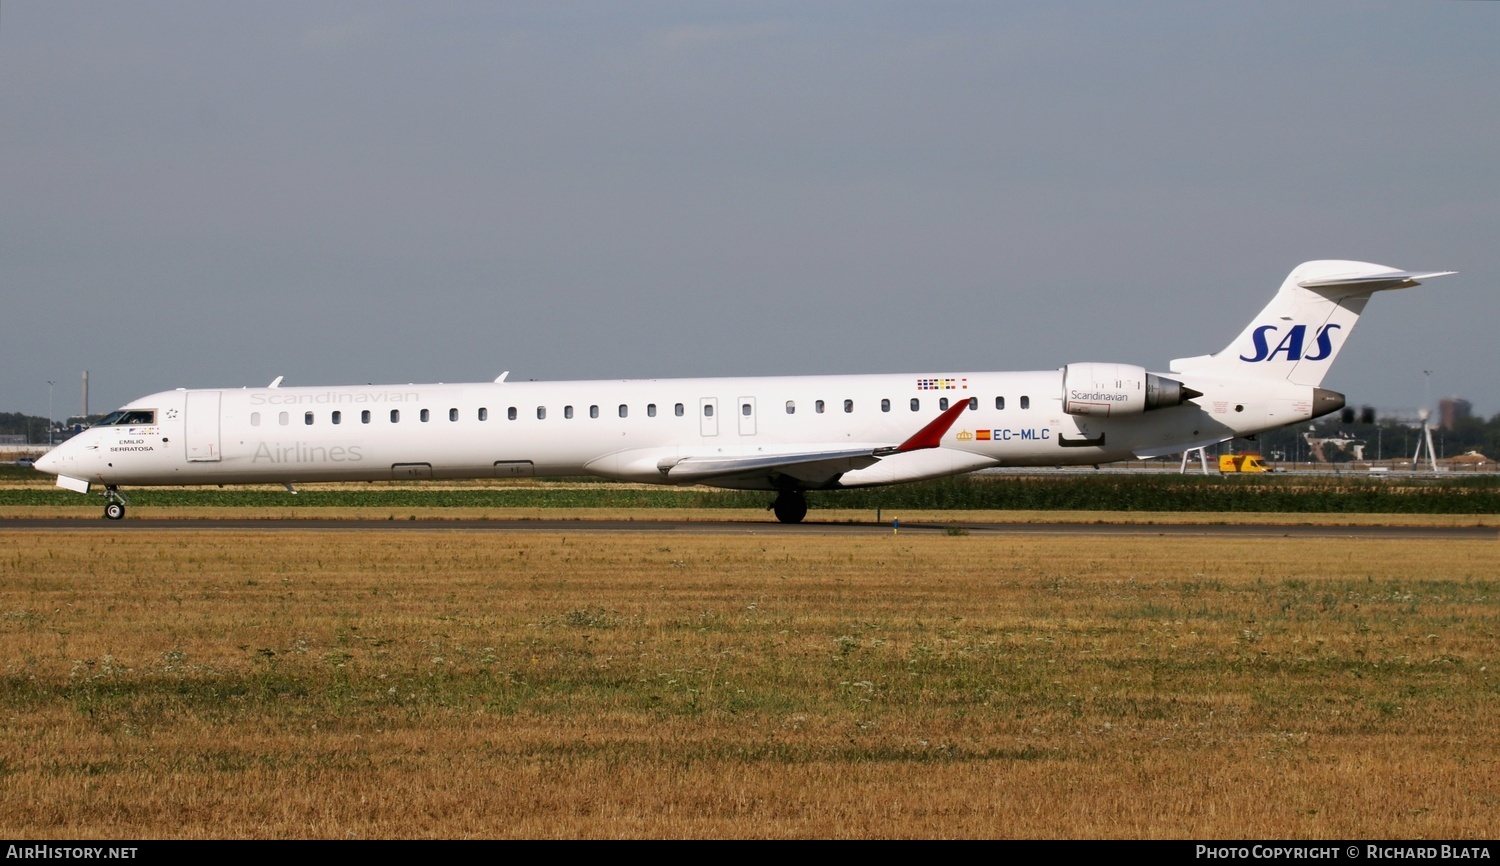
(1219, 453), (1271, 473)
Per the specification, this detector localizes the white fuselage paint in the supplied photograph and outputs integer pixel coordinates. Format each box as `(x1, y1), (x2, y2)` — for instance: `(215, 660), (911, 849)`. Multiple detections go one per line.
(38, 368), (1311, 490)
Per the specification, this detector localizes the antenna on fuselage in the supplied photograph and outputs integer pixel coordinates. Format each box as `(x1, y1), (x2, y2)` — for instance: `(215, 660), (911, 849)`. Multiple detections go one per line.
(495, 371), (510, 383)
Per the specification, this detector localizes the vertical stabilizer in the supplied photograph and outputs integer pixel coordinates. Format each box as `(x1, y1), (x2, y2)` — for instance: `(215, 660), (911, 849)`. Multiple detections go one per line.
(1169, 260), (1454, 387)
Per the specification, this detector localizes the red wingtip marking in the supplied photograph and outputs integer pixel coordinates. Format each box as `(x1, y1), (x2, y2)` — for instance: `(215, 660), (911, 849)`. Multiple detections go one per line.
(895, 399), (970, 453)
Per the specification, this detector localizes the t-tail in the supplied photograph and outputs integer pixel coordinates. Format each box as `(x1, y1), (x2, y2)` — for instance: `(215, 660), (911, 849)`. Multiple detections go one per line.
(1170, 260), (1456, 390)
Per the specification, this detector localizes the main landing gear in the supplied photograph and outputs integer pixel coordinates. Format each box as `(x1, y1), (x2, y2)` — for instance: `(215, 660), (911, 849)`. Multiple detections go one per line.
(102, 486), (129, 521)
(770, 490), (808, 524)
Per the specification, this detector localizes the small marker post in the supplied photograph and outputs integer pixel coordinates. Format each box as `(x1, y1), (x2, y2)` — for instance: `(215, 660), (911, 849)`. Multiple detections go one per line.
(893, 517), (899, 535)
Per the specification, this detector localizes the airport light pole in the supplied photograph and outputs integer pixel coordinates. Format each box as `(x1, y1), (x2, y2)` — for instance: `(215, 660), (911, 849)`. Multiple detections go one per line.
(47, 381), (54, 446)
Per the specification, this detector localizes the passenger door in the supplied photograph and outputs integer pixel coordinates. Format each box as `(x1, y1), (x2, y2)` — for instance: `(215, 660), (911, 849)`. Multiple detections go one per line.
(184, 391), (221, 462)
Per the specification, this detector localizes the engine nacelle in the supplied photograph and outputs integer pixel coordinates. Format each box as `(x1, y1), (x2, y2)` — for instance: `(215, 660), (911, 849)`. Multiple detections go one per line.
(1061, 363), (1198, 417)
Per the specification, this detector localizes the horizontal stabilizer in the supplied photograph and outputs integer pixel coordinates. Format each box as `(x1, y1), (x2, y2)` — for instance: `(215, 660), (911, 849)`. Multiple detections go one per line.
(1298, 270), (1457, 292)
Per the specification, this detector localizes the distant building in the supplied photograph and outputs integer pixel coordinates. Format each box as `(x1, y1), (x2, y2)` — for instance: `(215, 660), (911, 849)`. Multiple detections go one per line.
(1439, 397), (1473, 430)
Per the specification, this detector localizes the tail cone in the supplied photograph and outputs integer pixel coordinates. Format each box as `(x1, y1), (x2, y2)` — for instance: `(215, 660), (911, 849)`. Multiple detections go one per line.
(1312, 388), (1346, 418)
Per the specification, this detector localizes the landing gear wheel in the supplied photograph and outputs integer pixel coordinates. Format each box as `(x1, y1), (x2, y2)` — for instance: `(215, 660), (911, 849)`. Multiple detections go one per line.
(102, 486), (129, 520)
(771, 491), (808, 524)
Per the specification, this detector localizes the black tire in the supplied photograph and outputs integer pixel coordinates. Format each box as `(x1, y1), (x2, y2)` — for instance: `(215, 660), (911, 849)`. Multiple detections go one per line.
(772, 493), (807, 524)
(104, 502), (125, 521)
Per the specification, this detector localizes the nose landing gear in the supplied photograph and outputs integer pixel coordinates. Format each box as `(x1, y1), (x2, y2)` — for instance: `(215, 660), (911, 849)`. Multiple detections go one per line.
(769, 490), (808, 524)
(102, 486), (129, 520)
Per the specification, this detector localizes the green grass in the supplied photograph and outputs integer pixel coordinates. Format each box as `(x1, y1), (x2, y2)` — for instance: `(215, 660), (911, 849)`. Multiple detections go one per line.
(5, 473), (1500, 512)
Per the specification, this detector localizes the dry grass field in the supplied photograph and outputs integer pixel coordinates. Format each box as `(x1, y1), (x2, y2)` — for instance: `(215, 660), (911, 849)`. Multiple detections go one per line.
(5, 503), (1499, 527)
(1, 527), (1496, 838)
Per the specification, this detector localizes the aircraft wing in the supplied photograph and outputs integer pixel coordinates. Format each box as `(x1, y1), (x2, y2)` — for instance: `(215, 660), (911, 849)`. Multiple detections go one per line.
(658, 448), (883, 485)
(653, 399), (973, 487)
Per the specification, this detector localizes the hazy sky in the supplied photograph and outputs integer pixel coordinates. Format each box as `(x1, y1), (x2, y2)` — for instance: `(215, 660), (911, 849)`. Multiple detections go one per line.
(3, 2), (1496, 421)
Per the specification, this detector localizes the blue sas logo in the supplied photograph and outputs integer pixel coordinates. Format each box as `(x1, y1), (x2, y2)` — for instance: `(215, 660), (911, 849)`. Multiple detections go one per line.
(1240, 324), (1341, 362)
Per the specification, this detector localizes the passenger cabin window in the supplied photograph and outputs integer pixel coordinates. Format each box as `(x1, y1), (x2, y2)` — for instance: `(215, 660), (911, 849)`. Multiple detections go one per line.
(995, 396), (1005, 410)
(1020, 396), (1030, 409)
(703, 404), (714, 417)
(881, 399), (890, 413)
(362, 410), (371, 424)
(843, 399), (853, 413)
(304, 411), (314, 426)
(332, 410), (342, 425)
(536, 406), (546, 420)
(910, 398), (919, 412)
(251, 412), (261, 427)
(675, 403), (685, 417)
(619, 404), (628, 418)
(450, 408), (458, 422)
(565, 406), (574, 420)
(969, 397), (978, 410)
(648, 403), (657, 417)
(590, 405), (599, 419)
(508, 407), (517, 421)
(390, 409), (400, 423)
(420, 409), (430, 422)
(478, 408), (488, 421)
(786, 401), (795, 414)
(742, 402), (751, 416)
(278, 412), (289, 426)
(816, 400), (825, 414)
(939, 398), (949, 411)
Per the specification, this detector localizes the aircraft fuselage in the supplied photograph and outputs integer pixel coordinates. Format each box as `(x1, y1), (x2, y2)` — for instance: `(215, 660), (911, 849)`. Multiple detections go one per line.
(39, 368), (1313, 490)
(34, 260), (1455, 521)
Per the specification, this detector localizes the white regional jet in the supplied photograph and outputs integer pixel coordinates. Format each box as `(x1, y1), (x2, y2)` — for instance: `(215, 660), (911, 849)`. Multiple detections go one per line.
(35, 260), (1453, 523)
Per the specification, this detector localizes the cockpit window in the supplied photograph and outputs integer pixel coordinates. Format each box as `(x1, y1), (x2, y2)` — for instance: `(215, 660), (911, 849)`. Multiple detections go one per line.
(96, 409), (156, 426)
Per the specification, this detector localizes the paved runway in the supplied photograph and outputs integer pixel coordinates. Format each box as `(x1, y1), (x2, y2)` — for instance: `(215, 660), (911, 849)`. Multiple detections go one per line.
(0, 517), (1493, 540)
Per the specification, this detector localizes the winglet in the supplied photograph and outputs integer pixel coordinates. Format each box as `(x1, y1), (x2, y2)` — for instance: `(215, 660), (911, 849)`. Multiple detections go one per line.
(881, 399), (971, 455)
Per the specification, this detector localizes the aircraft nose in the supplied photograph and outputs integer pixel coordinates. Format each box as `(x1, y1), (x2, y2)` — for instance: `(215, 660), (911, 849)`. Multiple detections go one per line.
(32, 449), (61, 475)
